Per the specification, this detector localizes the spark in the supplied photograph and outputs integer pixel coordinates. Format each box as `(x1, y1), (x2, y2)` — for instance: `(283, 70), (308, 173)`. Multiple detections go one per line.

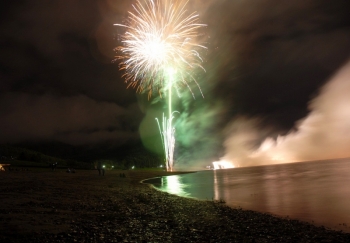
(155, 112), (179, 171)
(114, 0), (206, 98)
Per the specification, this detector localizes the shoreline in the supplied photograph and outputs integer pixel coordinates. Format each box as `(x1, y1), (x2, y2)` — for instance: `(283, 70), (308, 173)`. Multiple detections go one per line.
(1, 169), (350, 242)
(143, 171), (350, 233)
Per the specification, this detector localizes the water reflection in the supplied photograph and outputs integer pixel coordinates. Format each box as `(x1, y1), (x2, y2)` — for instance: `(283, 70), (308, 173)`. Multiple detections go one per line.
(161, 175), (189, 197)
(213, 169), (236, 202)
(155, 158), (350, 232)
(155, 173), (215, 200)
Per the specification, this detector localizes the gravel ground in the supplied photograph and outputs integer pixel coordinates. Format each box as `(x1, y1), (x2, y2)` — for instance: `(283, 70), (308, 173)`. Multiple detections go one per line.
(1, 169), (350, 242)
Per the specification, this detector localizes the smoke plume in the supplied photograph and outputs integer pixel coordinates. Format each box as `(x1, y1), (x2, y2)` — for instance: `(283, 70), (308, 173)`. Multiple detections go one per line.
(222, 60), (350, 167)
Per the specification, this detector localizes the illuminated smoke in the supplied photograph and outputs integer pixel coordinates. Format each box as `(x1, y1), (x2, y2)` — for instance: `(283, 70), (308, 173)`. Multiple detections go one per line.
(212, 160), (235, 170)
(221, 61), (350, 167)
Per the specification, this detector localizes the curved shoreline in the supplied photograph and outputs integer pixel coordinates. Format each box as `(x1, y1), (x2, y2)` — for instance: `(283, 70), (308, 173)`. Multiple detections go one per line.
(144, 168), (350, 234)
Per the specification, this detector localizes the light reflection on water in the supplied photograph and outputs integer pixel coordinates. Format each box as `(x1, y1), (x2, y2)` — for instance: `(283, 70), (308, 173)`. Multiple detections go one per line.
(154, 158), (350, 232)
(162, 175), (190, 197)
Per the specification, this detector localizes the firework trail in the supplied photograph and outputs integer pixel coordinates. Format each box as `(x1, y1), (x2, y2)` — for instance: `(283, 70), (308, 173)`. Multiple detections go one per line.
(155, 112), (179, 171)
(115, 0), (206, 171)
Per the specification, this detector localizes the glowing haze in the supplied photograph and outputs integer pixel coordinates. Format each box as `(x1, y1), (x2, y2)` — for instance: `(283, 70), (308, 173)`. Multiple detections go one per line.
(217, 60), (350, 168)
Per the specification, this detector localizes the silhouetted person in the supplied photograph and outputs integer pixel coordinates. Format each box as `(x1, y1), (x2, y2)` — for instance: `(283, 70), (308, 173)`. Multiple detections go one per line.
(51, 162), (58, 171)
(97, 161), (102, 175)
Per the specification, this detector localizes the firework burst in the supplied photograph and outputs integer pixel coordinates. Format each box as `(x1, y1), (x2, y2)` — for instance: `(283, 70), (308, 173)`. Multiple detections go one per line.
(114, 0), (206, 98)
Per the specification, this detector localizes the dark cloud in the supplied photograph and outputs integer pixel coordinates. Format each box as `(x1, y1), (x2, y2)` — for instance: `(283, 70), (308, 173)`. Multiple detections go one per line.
(0, 0), (142, 147)
(0, 0), (134, 102)
(190, 0), (350, 132)
(0, 93), (140, 145)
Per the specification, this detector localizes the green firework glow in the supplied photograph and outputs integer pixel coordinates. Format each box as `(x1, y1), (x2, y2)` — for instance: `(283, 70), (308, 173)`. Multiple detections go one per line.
(115, 0), (206, 171)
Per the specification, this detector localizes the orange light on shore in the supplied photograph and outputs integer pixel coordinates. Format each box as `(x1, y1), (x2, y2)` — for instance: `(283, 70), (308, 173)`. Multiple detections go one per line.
(212, 160), (235, 170)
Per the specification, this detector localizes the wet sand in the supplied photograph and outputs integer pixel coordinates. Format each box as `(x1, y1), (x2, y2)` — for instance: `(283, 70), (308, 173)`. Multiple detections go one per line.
(1, 169), (350, 242)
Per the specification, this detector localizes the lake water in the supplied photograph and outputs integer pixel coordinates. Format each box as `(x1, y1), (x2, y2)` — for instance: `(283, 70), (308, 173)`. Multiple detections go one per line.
(151, 158), (350, 232)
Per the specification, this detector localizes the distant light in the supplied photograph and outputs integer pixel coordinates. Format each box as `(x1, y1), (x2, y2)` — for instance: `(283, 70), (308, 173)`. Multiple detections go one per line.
(160, 165), (163, 168)
(103, 165), (105, 168)
(132, 166), (135, 169)
(212, 160), (235, 170)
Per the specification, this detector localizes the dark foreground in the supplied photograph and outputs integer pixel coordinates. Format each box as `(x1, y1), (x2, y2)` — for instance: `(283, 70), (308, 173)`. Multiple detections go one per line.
(1, 169), (350, 243)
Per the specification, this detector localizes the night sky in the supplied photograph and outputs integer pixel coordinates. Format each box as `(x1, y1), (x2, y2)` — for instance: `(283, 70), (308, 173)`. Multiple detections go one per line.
(1, 0), (350, 168)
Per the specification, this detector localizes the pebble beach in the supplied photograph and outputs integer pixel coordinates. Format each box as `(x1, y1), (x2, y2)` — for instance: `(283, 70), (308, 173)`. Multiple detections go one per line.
(1, 169), (350, 242)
